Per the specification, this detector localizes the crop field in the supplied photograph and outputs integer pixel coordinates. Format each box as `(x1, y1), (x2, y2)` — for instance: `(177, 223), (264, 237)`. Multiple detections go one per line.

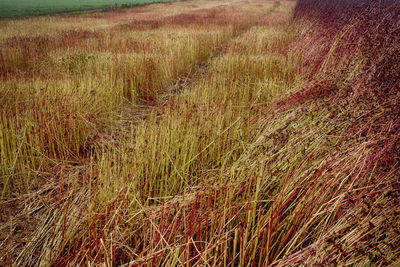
(0, 0), (178, 18)
(0, 0), (399, 266)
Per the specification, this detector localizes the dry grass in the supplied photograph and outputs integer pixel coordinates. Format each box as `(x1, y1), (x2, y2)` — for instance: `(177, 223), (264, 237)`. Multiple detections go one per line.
(1, 0), (399, 266)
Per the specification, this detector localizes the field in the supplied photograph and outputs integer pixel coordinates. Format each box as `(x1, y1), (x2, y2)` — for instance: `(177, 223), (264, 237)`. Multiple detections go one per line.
(0, 0), (177, 18)
(0, 0), (399, 266)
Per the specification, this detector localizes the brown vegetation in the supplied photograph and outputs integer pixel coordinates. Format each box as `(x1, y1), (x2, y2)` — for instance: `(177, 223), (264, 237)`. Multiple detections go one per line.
(1, 0), (398, 265)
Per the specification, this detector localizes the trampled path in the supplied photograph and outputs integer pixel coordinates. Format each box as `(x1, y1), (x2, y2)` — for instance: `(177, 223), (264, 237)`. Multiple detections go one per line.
(118, 2), (280, 138)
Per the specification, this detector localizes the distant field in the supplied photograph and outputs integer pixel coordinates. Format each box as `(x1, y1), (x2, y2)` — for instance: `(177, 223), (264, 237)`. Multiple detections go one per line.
(0, 0), (177, 18)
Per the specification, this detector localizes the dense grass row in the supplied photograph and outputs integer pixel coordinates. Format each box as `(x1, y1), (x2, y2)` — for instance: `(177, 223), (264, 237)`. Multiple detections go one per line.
(1, 0), (399, 265)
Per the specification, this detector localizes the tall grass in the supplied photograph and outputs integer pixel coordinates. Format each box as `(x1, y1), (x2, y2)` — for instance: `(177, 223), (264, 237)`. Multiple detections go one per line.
(1, 0), (399, 265)
(0, 0), (263, 196)
(32, 2), (302, 265)
(1, 0), (279, 265)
